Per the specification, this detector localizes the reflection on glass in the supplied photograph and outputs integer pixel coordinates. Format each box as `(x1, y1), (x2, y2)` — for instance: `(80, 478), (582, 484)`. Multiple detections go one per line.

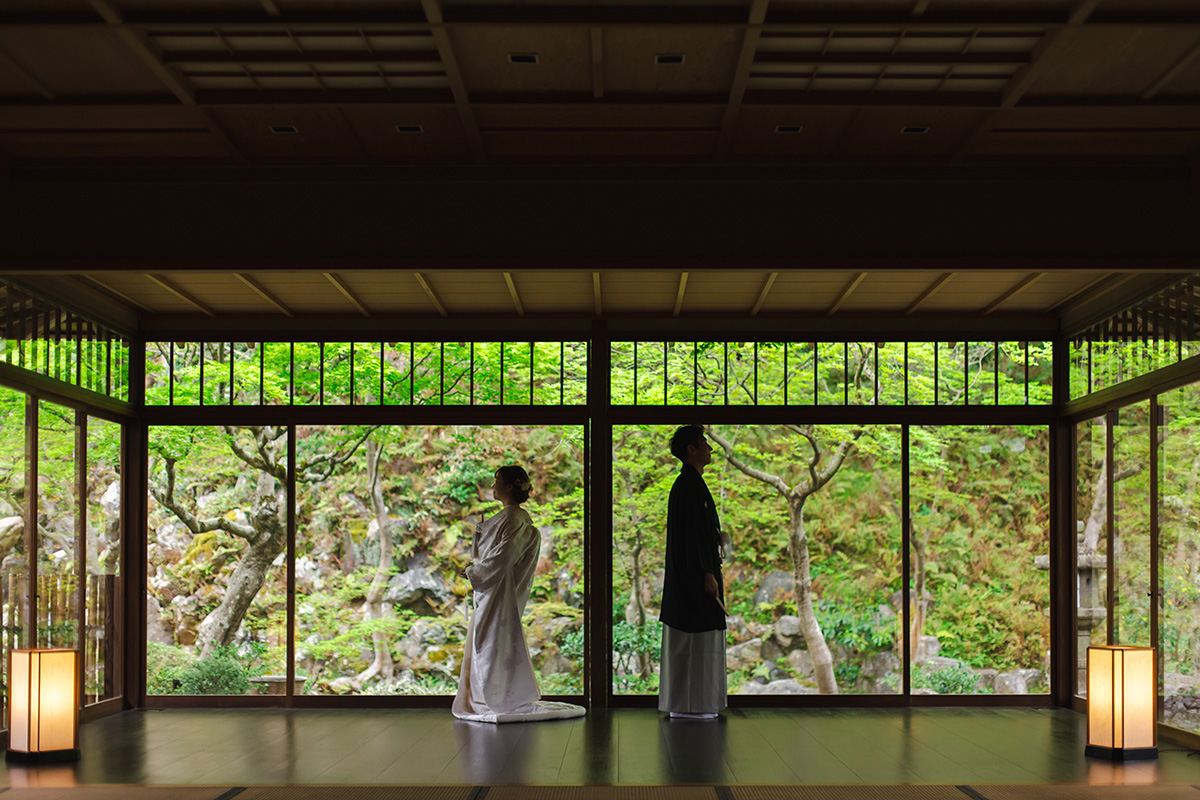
(1076, 415), (1108, 698)
(37, 401), (77, 650)
(146, 426), (287, 695)
(293, 425), (584, 696)
(1113, 403), (1151, 650)
(612, 424), (901, 696)
(0, 388), (27, 728)
(911, 425), (1050, 695)
(1158, 387), (1200, 733)
(85, 417), (122, 705)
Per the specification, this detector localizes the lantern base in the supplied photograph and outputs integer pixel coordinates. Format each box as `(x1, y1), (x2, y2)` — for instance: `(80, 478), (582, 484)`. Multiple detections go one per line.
(6, 748), (81, 764)
(1084, 744), (1158, 761)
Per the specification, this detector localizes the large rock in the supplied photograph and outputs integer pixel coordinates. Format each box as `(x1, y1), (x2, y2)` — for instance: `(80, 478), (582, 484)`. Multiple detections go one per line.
(1015, 669), (1044, 691)
(922, 655), (963, 672)
(752, 571), (793, 607)
(760, 639), (784, 663)
(974, 668), (1000, 692)
(774, 615), (802, 643)
(146, 596), (175, 646)
(726, 615), (753, 643)
(993, 672), (1029, 694)
(862, 651), (900, 679)
(737, 679), (818, 695)
(787, 649), (814, 677)
(726, 638), (763, 671)
(914, 635), (942, 664)
(386, 563), (452, 612)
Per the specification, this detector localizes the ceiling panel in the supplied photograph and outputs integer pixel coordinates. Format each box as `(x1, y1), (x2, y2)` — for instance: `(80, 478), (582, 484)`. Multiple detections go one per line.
(603, 26), (742, 94)
(341, 105), (472, 158)
(484, 130), (719, 157)
(209, 106), (363, 157)
(600, 271), (679, 313)
(732, 106), (857, 157)
(837, 107), (989, 156)
(0, 27), (174, 96)
(1025, 27), (1200, 98)
(451, 26), (592, 95)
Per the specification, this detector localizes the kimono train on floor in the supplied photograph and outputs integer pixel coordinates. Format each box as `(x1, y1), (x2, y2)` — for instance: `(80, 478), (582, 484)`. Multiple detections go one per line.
(453, 505), (585, 723)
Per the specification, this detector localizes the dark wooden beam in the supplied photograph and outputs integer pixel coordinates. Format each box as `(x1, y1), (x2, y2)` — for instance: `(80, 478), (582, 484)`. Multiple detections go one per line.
(504, 272), (525, 317)
(982, 272), (1046, 315)
(749, 272), (778, 317)
(905, 272), (956, 315)
(419, 0), (486, 164)
(161, 49), (442, 64)
(591, 28), (605, 99)
(754, 51), (1031, 65)
(828, 272), (867, 316)
(235, 273), (294, 317)
(414, 272), (449, 317)
(673, 272), (689, 317)
(1143, 39), (1200, 100)
(144, 273), (216, 317)
(593, 272), (603, 316)
(324, 272), (371, 317)
(715, 0), (770, 163)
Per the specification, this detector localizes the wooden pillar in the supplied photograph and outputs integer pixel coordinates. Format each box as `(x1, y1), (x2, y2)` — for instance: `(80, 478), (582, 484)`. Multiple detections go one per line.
(587, 320), (611, 708)
(1050, 335), (1076, 705)
(123, 338), (146, 709)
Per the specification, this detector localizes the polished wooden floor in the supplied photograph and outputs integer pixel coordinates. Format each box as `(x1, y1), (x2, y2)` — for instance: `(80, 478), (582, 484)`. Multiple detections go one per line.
(6, 708), (1200, 787)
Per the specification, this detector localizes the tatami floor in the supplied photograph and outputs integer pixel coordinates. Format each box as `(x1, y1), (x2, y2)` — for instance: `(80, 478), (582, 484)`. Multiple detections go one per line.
(5, 708), (1200, 788)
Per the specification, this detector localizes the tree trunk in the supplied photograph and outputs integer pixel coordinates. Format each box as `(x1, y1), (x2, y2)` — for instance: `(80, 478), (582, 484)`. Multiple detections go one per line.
(789, 498), (838, 694)
(357, 437), (395, 684)
(195, 476), (286, 659)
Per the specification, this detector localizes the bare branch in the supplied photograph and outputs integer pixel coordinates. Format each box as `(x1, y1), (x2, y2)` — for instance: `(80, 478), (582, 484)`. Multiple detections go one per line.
(299, 425), (381, 482)
(150, 457), (256, 541)
(705, 425), (791, 499)
(222, 425), (285, 480)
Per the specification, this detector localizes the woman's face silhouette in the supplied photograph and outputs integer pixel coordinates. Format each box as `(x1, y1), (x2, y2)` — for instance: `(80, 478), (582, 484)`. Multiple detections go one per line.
(491, 473), (513, 504)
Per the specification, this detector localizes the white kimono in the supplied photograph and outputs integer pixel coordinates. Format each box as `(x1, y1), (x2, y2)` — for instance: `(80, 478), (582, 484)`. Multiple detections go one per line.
(452, 505), (585, 723)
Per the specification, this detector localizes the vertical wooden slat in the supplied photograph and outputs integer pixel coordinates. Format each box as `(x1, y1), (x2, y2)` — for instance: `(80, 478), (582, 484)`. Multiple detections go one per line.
(75, 411), (87, 707)
(286, 424), (296, 706)
(24, 395), (36, 650)
(901, 424), (911, 698)
(587, 322), (610, 708)
(1106, 408), (1116, 644)
(1150, 393), (1162, 710)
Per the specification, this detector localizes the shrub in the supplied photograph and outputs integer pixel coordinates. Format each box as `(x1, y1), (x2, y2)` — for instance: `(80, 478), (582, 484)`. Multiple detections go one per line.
(176, 649), (251, 695)
(912, 662), (981, 694)
(147, 642), (196, 695)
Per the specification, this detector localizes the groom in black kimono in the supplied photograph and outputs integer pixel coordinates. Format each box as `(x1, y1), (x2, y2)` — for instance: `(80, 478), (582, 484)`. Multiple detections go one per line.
(659, 424), (728, 719)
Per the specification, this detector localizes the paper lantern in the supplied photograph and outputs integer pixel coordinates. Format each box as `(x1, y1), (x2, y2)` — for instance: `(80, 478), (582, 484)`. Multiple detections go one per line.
(1086, 645), (1157, 761)
(7, 649), (80, 763)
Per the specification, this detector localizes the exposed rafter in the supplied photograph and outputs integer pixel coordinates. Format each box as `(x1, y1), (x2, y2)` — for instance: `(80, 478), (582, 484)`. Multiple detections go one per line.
(673, 272), (689, 317)
(0, 43), (55, 100)
(414, 272), (448, 317)
(593, 272), (603, 316)
(235, 273), (293, 317)
(905, 272), (956, 316)
(982, 272), (1045, 316)
(828, 272), (867, 316)
(504, 272), (525, 317)
(145, 274), (216, 317)
(1143, 39), (1200, 100)
(75, 275), (154, 314)
(419, 0), (487, 165)
(749, 272), (778, 317)
(715, 0), (770, 162)
(324, 272), (371, 317)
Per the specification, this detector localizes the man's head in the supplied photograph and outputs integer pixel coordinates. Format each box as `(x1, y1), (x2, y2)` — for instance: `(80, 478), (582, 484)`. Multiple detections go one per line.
(670, 424), (712, 469)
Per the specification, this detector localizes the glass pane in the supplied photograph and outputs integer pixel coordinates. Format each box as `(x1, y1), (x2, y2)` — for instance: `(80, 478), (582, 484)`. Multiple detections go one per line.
(937, 342), (965, 405)
(757, 343), (786, 406)
(146, 426), (288, 695)
(352, 342), (382, 405)
(503, 342), (532, 406)
(911, 425), (1051, 695)
(1113, 402), (1151, 649)
(202, 342), (231, 405)
(445, 342), (473, 406)
(323, 342), (353, 405)
(231, 343), (260, 405)
(816, 342), (845, 405)
(635, 341), (665, 406)
(172, 343), (201, 406)
(665, 342), (693, 406)
(37, 400), (77, 649)
(1160, 386), (1200, 732)
(383, 342), (414, 405)
(970, 343), (997, 406)
(847, 343), (877, 406)
(262, 343), (292, 406)
(294, 425), (585, 696)
(564, 341), (588, 405)
(1027, 343), (1054, 405)
(145, 343), (172, 406)
(727, 342), (756, 406)
(786, 343), (815, 406)
(0, 388), (27, 728)
(877, 342), (905, 405)
(612, 423), (901, 696)
(86, 417), (122, 705)
(292, 343), (321, 405)
(907, 343), (935, 405)
(1075, 415), (1108, 698)
(696, 342), (725, 405)
(471, 342), (501, 406)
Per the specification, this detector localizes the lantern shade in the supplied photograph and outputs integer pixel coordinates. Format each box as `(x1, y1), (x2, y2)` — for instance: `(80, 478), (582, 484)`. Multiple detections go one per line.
(7, 649), (80, 763)
(1086, 645), (1157, 761)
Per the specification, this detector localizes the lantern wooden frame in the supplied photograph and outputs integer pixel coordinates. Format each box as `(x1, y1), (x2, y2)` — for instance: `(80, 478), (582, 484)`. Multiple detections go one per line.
(1085, 645), (1158, 761)
(6, 649), (80, 764)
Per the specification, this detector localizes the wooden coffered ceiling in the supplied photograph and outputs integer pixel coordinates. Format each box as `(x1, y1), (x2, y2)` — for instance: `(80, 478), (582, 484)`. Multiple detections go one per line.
(0, 0), (1199, 166)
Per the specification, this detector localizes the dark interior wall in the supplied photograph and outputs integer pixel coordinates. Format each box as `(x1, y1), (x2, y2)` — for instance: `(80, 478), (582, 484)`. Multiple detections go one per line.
(3, 171), (1200, 261)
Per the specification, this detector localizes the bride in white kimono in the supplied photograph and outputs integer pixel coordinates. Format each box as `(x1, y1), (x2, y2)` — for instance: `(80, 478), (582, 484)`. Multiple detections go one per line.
(453, 465), (585, 723)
